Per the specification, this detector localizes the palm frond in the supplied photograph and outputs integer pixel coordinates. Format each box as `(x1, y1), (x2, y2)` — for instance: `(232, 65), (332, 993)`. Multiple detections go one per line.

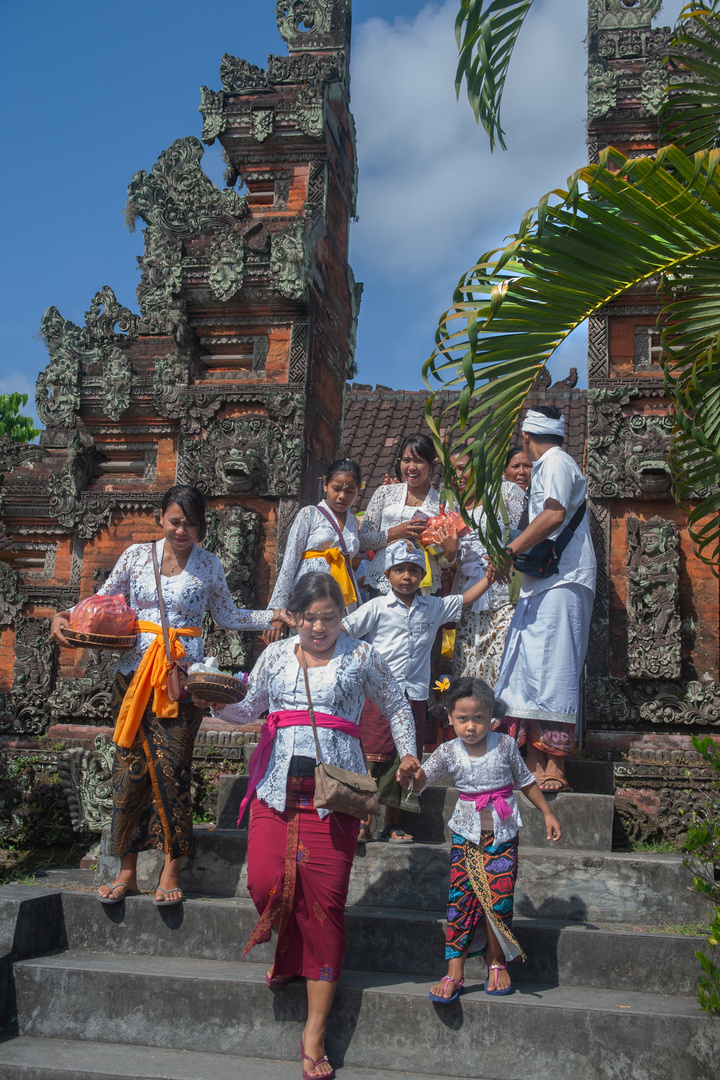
(455, 0), (534, 151)
(423, 145), (720, 569)
(661, 2), (720, 153)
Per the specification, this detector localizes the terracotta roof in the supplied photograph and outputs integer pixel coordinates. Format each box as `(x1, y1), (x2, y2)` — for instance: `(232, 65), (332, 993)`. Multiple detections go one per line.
(343, 373), (587, 511)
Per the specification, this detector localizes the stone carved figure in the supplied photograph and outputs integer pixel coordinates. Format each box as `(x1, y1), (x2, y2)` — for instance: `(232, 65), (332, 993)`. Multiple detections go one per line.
(588, 61), (618, 119)
(10, 618), (56, 737)
(270, 219), (309, 301)
(587, 388), (672, 498)
(209, 230), (245, 302)
(48, 647), (118, 725)
(101, 348), (133, 421)
(152, 349), (221, 435)
(135, 227), (184, 333)
(58, 736), (115, 833)
(626, 517), (681, 680)
(0, 562), (25, 626)
(199, 85), (225, 145)
(202, 506), (262, 671)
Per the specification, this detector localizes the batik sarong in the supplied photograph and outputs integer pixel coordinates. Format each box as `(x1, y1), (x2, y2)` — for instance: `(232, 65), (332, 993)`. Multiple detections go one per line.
(492, 715), (576, 757)
(452, 603), (515, 685)
(244, 776), (361, 982)
(109, 672), (202, 860)
(445, 831), (525, 964)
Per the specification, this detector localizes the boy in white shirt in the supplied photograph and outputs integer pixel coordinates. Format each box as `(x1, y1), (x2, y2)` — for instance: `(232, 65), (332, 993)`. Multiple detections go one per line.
(344, 539), (493, 842)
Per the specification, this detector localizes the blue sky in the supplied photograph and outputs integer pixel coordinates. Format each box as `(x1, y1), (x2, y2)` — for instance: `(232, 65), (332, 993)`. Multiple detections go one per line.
(0, 0), (685, 432)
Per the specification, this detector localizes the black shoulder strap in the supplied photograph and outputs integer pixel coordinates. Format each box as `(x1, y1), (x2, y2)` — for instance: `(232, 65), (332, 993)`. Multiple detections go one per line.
(554, 501), (587, 556)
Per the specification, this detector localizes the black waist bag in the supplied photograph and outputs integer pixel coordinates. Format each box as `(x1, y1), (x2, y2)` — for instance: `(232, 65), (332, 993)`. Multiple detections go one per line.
(512, 502), (587, 580)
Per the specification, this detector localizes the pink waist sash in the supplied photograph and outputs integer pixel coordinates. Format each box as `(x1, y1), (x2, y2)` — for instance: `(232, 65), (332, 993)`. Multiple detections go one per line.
(458, 784), (514, 821)
(237, 709), (360, 825)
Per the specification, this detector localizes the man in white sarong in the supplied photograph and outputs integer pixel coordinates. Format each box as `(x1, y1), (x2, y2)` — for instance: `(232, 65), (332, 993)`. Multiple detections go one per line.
(494, 406), (596, 792)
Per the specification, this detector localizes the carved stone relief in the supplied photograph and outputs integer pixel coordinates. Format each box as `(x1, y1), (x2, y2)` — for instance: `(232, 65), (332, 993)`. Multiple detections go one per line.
(58, 736), (115, 832)
(209, 230), (245, 302)
(152, 349), (221, 435)
(641, 60), (668, 114)
(587, 387), (672, 498)
(101, 348), (133, 420)
(202, 506), (262, 671)
(588, 62), (617, 119)
(48, 649), (118, 726)
(135, 227), (184, 333)
(587, 499), (610, 681)
(288, 323), (310, 384)
(270, 219), (309, 301)
(8, 618), (56, 737)
(253, 109), (275, 143)
(587, 677), (720, 728)
(276, 496), (302, 571)
(0, 562), (25, 625)
(626, 516), (681, 680)
(276, 1), (349, 52)
(199, 85), (226, 145)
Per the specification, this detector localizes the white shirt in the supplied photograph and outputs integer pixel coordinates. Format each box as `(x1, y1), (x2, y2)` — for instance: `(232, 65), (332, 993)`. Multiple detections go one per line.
(88, 540), (273, 675)
(420, 732), (535, 845)
(453, 480), (527, 612)
(269, 500), (360, 611)
(358, 482), (441, 594)
(343, 591), (464, 700)
(521, 446), (596, 598)
(217, 635), (416, 816)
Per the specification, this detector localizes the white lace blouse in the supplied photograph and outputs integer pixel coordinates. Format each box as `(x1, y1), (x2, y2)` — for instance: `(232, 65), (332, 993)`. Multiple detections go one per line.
(218, 635), (416, 815)
(269, 501), (360, 611)
(89, 540), (273, 675)
(359, 483), (441, 594)
(419, 732), (535, 845)
(452, 481), (527, 612)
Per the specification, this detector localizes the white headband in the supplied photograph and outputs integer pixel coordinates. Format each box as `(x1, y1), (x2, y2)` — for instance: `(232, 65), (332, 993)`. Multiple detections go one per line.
(522, 409), (565, 438)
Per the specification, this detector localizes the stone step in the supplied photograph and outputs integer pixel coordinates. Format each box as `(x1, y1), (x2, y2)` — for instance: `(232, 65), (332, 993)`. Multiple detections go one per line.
(14, 953), (718, 1080)
(419, 754), (615, 795)
(0, 1036), (473, 1080)
(96, 828), (712, 925)
(53, 888), (705, 996)
(217, 777), (616, 850)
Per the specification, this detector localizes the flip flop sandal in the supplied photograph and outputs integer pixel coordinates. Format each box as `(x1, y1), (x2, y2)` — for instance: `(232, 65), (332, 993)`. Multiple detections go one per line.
(428, 974), (464, 1004)
(539, 773), (572, 793)
(485, 962), (513, 996)
(301, 1038), (336, 1080)
(377, 826), (413, 844)
(266, 971), (292, 989)
(153, 886), (183, 907)
(356, 824), (374, 845)
(97, 882), (138, 905)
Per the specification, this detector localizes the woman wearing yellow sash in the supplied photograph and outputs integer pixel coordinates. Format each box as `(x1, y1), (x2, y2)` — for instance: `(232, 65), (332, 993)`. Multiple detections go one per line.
(50, 485), (282, 907)
(266, 459), (362, 641)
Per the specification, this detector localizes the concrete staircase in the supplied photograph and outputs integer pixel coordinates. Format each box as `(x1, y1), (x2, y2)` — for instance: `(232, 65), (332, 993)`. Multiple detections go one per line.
(0, 767), (717, 1080)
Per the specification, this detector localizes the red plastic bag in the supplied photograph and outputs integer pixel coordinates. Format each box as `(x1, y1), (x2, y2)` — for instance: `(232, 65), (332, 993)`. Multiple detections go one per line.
(420, 508), (470, 551)
(69, 595), (138, 637)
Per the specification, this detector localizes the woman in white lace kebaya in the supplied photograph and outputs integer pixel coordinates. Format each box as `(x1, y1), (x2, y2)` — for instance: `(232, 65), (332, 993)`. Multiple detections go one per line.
(406, 677), (560, 1002)
(50, 485), (279, 909)
(213, 572), (419, 1080)
(266, 460), (362, 641)
(443, 448), (531, 685)
(359, 433), (443, 596)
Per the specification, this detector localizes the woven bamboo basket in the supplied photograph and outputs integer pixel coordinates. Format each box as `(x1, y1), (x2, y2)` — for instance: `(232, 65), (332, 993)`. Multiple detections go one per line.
(62, 629), (137, 650)
(186, 671), (247, 705)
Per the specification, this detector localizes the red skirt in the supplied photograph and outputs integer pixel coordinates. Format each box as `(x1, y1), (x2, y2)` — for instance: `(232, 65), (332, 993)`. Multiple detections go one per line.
(244, 776), (360, 982)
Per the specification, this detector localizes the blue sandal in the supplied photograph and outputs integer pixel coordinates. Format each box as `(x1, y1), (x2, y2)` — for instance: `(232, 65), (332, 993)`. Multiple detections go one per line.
(429, 975), (464, 1004)
(484, 962), (513, 996)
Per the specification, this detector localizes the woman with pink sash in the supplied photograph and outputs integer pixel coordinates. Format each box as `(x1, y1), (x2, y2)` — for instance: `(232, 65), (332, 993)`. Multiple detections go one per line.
(210, 573), (418, 1080)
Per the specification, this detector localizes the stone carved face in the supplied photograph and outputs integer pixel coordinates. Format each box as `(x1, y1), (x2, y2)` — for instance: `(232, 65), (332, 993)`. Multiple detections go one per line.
(626, 426), (672, 495)
(215, 443), (268, 492)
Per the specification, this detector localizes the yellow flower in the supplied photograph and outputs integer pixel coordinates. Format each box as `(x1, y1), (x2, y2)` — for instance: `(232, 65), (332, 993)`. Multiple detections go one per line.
(434, 677), (450, 694)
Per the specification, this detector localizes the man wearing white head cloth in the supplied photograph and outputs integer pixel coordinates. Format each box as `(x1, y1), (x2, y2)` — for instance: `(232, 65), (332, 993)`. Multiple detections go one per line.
(494, 405), (596, 791)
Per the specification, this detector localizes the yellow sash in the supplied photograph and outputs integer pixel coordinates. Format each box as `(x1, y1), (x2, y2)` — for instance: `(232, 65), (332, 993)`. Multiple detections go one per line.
(419, 544), (433, 589)
(302, 547), (357, 606)
(113, 620), (202, 748)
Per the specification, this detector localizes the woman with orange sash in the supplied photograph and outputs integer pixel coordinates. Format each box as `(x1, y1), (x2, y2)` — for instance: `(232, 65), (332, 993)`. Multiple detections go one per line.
(266, 459), (362, 642)
(209, 572), (419, 1080)
(50, 485), (281, 908)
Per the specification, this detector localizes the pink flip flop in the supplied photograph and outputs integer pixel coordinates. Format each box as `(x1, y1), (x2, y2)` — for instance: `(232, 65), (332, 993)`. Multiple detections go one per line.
(428, 974), (464, 1004)
(485, 962), (513, 996)
(301, 1038), (335, 1080)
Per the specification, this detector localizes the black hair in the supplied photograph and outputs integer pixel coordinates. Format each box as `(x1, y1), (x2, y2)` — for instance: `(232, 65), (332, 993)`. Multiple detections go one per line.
(525, 404), (564, 447)
(445, 677), (506, 719)
(287, 571), (345, 618)
(395, 432), (437, 480)
(326, 458), (362, 488)
(504, 446), (527, 470)
(161, 485), (207, 540)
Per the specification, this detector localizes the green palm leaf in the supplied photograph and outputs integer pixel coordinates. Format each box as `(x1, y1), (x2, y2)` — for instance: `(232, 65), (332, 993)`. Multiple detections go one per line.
(455, 0), (534, 151)
(661, 2), (720, 153)
(423, 145), (720, 570)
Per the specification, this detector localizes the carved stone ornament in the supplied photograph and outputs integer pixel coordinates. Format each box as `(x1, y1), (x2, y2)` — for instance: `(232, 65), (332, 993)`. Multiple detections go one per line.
(270, 219), (309, 301)
(0, 435), (45, 474)
(177, 395), (304, 498)
(7, 617), (56, 738)
(253, 109), (275, 143)
(587, 387), (673, 498)
(135, 226), (184, 335)
(209, 229), (245, 302)
(0, 562), (25, 626)
(641, 60), (668, 114)
(590, 1), (662, 31)
(219, 53), (269, 92)
(126, 136), (248, 239)
(202, 506), (262, 672)
(276, 0), (350, 52)
(199, 85), (226, 145)
(101, 347), (133, 420)
(588, 61), (617, 120)
(152, 349), (221, 435)
(587, 676), (720, 729)
(626, 516), (681, 680)
(58, 736), (115, 833)
(46, 432), (107, 537)
(294, 85), (324, 139)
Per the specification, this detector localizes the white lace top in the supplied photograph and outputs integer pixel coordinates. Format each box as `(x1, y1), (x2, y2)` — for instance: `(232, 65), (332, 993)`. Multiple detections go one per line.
(359, 483), (441, 594)
(218, 635), (416, 816)
(419, 732), (535, 844)
(269, 500), (360, 611)
(453, 481), (527, 612)
(88, 540), (273, 675)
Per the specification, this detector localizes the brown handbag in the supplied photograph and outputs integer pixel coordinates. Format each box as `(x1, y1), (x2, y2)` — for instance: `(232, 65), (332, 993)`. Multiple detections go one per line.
(152, 541), (188, 703)
(298, 647), (380, 820)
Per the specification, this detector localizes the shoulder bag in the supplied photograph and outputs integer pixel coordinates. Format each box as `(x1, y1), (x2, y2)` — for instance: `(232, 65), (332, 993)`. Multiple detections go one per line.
(298, 646), (380, 820)
(511, 501), (587, 580)
(152, 541), (190, 703)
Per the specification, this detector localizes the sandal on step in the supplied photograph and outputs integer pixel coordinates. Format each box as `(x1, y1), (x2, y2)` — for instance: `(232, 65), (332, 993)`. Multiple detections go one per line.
(538, 773), (572, 793)
(357, 824), (373, 845)
(97, 882), (138, 905)
(428, 974), (464, 1004)
(265, 971), (291, 989)
(377, 826), (413, 844)
(485, 962), (513, 996)
(153, 886), (183, 907)
(301, 1038), (335, 1080)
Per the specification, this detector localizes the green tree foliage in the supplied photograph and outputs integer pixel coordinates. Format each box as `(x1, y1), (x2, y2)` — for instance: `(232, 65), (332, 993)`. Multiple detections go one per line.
(0, 392), (40, 443)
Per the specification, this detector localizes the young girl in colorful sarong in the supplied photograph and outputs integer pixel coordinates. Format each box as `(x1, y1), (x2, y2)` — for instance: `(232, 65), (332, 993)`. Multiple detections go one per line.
(265, 459), (362, 642)
(404, 676), (561, 1001)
